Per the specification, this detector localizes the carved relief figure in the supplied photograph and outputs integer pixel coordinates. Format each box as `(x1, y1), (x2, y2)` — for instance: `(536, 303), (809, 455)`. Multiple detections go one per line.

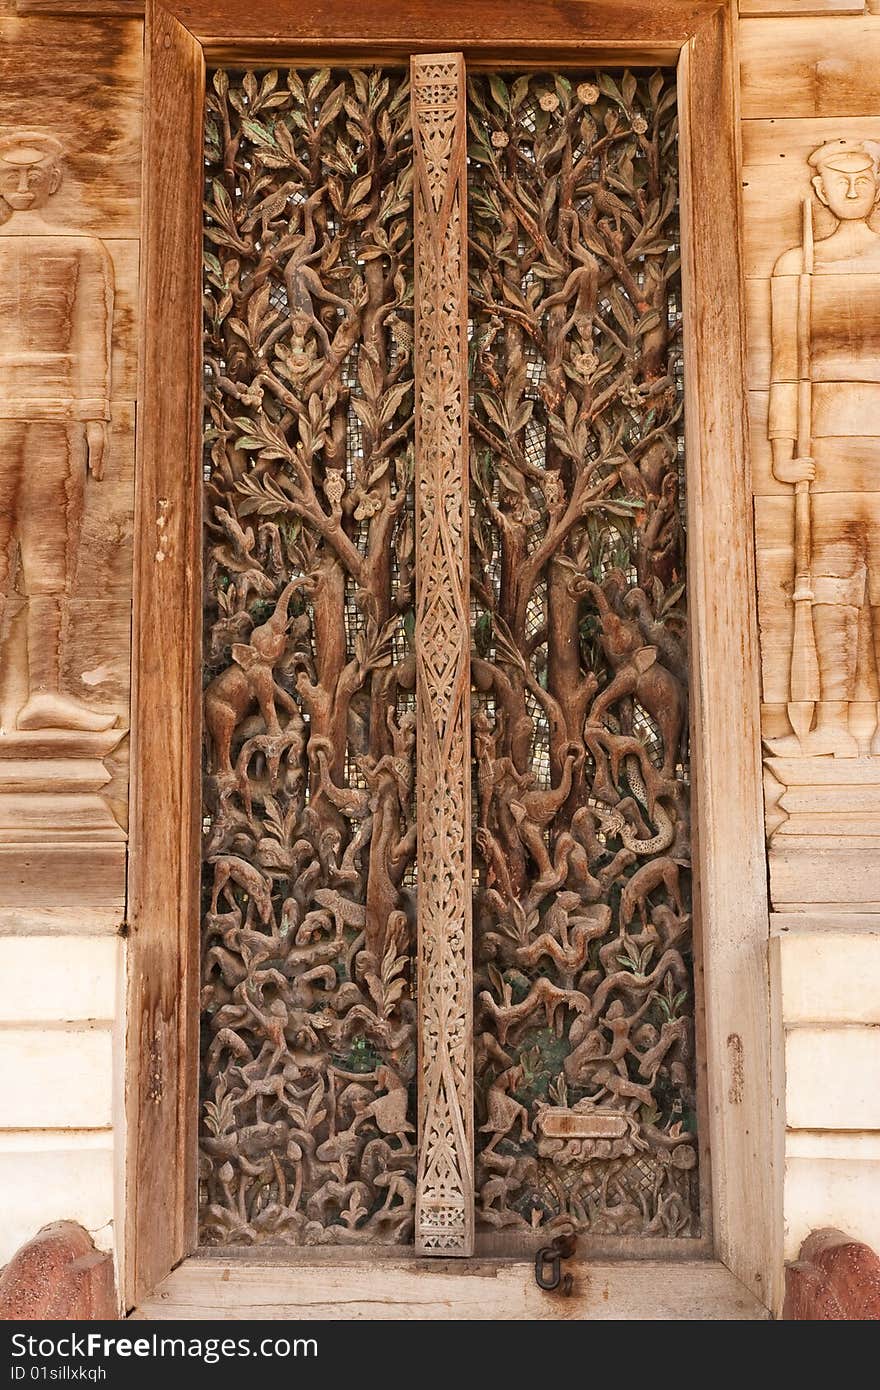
(0, 131), (115, 731)
(769, 140), (880, 757)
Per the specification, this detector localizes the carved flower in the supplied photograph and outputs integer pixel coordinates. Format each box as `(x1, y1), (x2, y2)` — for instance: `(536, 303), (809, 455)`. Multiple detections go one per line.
(572, 348), (600, 378)
(491, 130), (509, 149)
(631, 114), (648, 135)
(577, 82), (600, 105)
(538, 91), (560, 112)
(671, 1145), (698, 1171)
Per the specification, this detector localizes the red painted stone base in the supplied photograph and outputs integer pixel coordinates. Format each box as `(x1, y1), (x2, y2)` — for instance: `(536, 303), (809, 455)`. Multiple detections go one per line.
(0, 1222), (117, 1321)
(785, 1227), (880, 1320)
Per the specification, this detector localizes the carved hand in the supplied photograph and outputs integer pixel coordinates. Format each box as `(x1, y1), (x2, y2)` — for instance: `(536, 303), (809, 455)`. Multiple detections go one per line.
(86, 420), (109, 481)
(771, 440), (815, 486)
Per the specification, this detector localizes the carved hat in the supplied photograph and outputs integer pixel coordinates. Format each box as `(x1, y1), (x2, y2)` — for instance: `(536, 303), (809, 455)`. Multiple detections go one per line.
(0, 131), (63, 167)
(808, 139), (878, 176)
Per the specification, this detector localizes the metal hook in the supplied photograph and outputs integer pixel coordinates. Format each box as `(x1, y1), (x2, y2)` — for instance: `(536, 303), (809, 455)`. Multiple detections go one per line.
(534, 1231), (577, 1295)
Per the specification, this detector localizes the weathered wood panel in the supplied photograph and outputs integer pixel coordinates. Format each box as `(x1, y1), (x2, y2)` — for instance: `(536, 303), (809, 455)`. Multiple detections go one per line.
(788, 1129), (880, 1159)
(755, 494), (795, 704)
(739, 1), (864, 14)
(746, 278), (771, 388)
(75, 403), (136, 597)
(742, 115), (880, 167)
(127, 0), (203, 1306)
(0, 846), (126, 931)
(106, 241), (141, 400)
(771, 842), (880, 906)
(157, 0), (714, 56)
(740, 16), (880, 118)
(0, 19), (141, 238)
(18, 0), (143, 11)
(132, 1254), (769, 1321)
(743, 174), (876, 280)
(679, 10), (779, 1309)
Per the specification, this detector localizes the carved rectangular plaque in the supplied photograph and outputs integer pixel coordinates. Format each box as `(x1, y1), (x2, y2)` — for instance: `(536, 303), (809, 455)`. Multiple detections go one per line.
(411, 52), (474, 1256)
(537, 1110), (628, 1141)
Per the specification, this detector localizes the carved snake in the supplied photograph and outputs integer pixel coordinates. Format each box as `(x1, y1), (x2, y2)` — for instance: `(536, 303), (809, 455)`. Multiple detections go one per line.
(594, 755), (674, 855)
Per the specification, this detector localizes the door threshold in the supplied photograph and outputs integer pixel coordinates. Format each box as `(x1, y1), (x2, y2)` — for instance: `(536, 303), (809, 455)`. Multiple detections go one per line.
(131, 1254), (770, 1320)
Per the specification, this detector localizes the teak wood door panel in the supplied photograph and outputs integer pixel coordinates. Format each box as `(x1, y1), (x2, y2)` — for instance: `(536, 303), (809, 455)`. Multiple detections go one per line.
(130, 0), (778, 1316)
(198, 53), (701, 1259)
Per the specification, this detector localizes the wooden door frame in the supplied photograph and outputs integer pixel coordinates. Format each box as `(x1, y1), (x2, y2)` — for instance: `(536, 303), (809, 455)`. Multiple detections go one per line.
(123, 0), (780, 1315)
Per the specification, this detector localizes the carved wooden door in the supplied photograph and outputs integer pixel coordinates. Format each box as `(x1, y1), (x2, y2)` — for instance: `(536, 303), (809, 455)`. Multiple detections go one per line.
(199, 54), (699, 1261)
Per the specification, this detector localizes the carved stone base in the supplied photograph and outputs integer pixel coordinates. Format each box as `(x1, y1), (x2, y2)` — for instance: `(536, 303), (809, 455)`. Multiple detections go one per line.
(784, 1228), (880, 1320)
(0, 729), (125, 843)
(0, 1221), (117, 1321)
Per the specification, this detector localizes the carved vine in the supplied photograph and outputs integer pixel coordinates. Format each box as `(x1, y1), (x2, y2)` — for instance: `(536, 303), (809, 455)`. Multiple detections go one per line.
(199, 67), (417, 1246)
(467, 71), (699, 1238)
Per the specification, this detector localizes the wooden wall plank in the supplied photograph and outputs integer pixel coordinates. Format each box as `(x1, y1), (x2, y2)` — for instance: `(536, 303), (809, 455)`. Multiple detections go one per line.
(739, 1), (863, 13)
(787, 1129), (880, 1158)
(107, 241), (141, 400)
(0, 846), (126, 929)
(742, 169), (879, 280)
(0, 18), (141, 238)
(172, 0), (714, 52)
(742, 114), (880, 167)
(755, 493), (795, 704)
(772, 911), (880, 933)
(679, 9), (778, 1310)
(745, 276), (771, 389)
(127, 0), (203, 1308)
(740, 16), (880, 118)
(18, 1), (143, 11)
(75, 403), (136, 597)
(770, 843), (880, 904)
(132, 1255), (769, 1321)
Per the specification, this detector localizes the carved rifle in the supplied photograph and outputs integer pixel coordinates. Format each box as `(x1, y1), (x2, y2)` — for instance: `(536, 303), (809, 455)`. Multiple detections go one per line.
(788, 196), (820, 747)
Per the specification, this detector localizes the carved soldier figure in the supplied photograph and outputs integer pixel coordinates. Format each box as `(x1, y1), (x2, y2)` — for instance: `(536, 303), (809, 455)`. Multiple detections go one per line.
(0, 131), (115, 731)
(770, 140), (880, 756)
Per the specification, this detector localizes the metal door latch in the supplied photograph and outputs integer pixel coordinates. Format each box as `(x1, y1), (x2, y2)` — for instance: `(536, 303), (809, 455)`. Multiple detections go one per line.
(534, 1230), (577, 1295)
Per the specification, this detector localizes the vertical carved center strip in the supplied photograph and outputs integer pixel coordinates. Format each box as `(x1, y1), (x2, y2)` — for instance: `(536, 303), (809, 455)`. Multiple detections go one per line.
(412, 52), (474, 1256)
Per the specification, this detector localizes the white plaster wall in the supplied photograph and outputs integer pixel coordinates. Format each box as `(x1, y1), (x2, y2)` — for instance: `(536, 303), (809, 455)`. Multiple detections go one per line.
(0, 934), (123, 1271)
